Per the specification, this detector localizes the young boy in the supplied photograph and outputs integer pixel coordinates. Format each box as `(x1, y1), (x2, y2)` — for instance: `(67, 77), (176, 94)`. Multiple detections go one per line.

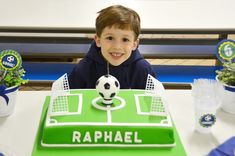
(68, 5), (155, 89)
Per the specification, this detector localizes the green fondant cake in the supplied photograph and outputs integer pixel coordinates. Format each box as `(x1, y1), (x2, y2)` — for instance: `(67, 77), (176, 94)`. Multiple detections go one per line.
(41, 89), (175, 147)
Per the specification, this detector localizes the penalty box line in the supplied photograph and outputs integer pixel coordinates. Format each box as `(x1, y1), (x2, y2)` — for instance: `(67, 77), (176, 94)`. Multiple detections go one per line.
(97, 96), (126, 125)
(107, 105), (112, 124)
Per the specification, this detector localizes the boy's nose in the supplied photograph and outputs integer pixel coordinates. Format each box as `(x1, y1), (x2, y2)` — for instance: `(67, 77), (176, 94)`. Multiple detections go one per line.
(112, 40), (122, 49)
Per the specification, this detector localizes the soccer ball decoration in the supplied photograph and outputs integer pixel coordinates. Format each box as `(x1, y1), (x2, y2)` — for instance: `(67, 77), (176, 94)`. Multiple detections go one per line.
(96, 74), (120, 105)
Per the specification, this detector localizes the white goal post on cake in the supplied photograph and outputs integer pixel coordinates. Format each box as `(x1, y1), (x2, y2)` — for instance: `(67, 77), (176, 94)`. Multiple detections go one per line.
(48, 73), (70, 115)
(45, 73), (83, 126)
(145, 74), (165, 96)
(144, 74), (168, 116)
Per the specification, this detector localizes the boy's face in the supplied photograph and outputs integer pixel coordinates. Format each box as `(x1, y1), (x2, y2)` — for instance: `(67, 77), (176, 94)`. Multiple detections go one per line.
(95, 26), (139, 66)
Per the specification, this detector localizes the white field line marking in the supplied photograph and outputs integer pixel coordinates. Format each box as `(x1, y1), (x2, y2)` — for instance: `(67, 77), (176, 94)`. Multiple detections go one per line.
(107, 105), (112, 124)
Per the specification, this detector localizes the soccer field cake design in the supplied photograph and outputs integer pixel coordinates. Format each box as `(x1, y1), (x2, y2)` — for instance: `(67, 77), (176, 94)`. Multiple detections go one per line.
(40, 74), (175, 148)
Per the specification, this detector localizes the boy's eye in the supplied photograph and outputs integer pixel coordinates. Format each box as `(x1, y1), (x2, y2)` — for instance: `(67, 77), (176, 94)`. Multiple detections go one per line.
(123, 38), (130, 42)
(106, 36), (113, 40)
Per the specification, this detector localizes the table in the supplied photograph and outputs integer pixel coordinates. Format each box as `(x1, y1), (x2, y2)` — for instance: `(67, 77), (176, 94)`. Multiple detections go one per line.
(0, 90), (234, 156)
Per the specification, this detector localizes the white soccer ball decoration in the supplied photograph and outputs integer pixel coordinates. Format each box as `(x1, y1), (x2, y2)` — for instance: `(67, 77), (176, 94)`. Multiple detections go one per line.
(7, 56), (14, 62)
(96, 74), (120, 105)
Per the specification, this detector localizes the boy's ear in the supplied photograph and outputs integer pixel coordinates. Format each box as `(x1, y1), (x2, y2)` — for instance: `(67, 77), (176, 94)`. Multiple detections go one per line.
(132, 39), (139, 51)
(94, 34), (101, 47)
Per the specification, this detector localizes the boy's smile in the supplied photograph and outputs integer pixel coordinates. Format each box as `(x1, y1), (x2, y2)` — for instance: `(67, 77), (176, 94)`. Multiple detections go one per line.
(95, 26), (139, 66)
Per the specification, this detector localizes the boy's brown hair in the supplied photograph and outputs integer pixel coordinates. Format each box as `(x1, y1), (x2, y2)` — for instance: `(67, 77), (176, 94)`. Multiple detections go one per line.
(95, 5), (141, 40)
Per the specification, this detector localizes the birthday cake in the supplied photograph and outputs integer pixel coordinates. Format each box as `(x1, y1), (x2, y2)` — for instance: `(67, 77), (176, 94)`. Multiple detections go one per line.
(40, 74), (175, 148)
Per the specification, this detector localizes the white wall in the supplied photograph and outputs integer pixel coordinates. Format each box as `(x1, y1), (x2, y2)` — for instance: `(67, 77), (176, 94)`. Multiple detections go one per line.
(0, 0), (235, 30)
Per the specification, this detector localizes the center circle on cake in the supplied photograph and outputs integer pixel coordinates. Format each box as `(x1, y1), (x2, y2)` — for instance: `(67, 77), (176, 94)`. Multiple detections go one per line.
(91, 96), (125, 111)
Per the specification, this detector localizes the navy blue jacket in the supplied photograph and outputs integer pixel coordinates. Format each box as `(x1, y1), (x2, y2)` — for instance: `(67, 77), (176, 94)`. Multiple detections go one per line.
(68, 41), (156, 89)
